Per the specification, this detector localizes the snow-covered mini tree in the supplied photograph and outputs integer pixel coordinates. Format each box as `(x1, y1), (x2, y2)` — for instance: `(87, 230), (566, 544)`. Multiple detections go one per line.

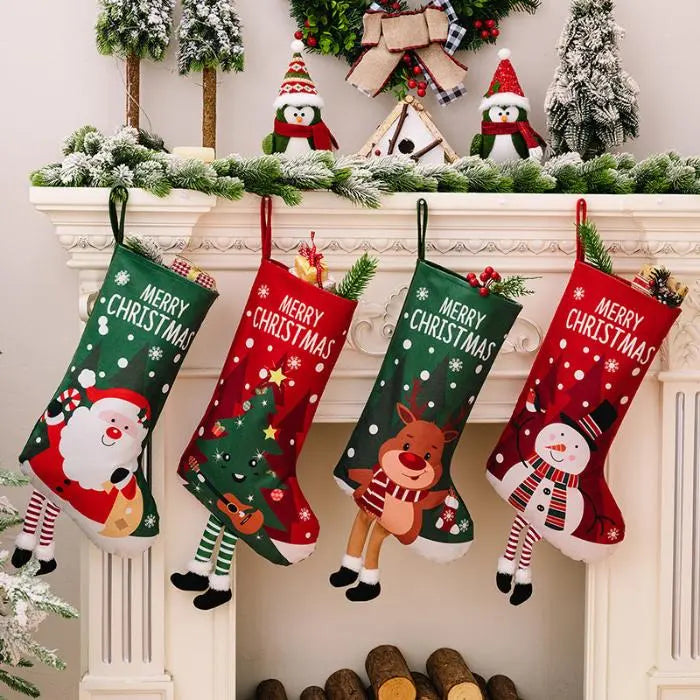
(545, 0), (639, 160)
(0, 469), (78, 698)
(96, 0), (175, 129)
(178, 0), (244, 151)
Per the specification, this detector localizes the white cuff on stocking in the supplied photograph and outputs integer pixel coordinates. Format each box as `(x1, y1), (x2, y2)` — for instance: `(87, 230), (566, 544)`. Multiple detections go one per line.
(35, 542), (56, 562)
(341, 554), (362, 573)
(208, 573), (231, 592)
(359, 567), (379, 585)
(187, 559), (212, 576)
(498, 556), (516, 575)
(15, 532), (37, 552)
(515, 567), (532, 585)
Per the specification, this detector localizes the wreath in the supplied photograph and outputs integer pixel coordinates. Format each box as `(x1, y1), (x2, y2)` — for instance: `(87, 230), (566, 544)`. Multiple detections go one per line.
(289, 0), (540, 99)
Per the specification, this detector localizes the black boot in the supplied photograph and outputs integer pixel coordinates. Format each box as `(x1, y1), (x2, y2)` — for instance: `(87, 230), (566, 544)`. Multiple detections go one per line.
(509, 569), (533, 606)
(193, 588), (232, 611)
(36, 559), (57, 576)
(346, 581), (381, 602)
(11, 547), (33, 569)
(496, 557), (515, 594)
(329, 566), (359, 588)
(171, 571), (209, 592)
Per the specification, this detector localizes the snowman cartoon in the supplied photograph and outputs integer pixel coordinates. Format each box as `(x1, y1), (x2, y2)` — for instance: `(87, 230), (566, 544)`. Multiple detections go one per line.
(487, 399), (617, 605)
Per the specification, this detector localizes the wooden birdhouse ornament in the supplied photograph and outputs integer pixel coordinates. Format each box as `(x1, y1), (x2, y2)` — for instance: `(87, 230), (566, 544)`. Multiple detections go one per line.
(359, 96), (457, 165)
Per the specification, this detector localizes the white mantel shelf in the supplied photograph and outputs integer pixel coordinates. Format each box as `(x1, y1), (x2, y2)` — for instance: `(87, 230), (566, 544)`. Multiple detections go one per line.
(30, 188), (700, 700)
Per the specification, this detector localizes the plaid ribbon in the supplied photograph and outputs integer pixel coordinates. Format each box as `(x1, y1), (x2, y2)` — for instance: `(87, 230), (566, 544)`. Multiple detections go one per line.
(169, 257), (217, 290)
(368, 0), (467, 105)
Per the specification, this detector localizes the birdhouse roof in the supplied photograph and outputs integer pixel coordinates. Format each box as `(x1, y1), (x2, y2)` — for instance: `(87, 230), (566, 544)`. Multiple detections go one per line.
(358, 96), (457, 162)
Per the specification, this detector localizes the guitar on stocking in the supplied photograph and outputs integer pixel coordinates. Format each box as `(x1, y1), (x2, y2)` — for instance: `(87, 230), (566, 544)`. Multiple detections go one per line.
(189, 458), (264, 535)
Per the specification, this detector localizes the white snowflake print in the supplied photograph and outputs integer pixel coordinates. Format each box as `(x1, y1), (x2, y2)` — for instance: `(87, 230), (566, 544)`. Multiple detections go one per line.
(144, 514), (157, 529)
(573, 286), (585, 301)
(247, 494), (254, 502)
(449, 358), (463, 373)
(148, 346), (163, 361)
(257, 284), (270, 299)
(604, 359), (619, 373)
(607, 527), (620, 541)
(235, 417), (244, 428)
(114, 270), (130, 286)
(214, 449), (225, 462)
(459, 518), (470, 533)
(416, 287), (429, 301)
(287, 356), (302, 371)
(298, 507), (312, 522)
(442, 509), (454, 522)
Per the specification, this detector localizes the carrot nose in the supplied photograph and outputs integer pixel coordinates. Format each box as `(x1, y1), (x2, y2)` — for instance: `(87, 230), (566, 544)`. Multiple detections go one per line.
(500, 115), (508, 122)
(546, 443), (566, 452)
(296, 116), (303, 123)
(399, 452), (426, 471)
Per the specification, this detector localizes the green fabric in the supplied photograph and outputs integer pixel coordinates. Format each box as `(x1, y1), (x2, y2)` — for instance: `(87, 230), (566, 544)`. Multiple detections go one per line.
(19, 245), (217, 553)
(195, 514), (224, 562)
(334, 258), (522, 556)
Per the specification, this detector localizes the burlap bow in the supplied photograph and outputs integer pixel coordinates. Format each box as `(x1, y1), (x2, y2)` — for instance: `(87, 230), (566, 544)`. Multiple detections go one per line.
(347, 5), (467, 97)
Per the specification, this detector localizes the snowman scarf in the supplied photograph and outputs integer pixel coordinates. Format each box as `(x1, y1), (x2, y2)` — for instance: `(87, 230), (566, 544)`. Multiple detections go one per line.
(508, 454), (579, 531)
(357, 464), (431, 519)
(273, 119), (338, 150)
(481, 120), (541, 150)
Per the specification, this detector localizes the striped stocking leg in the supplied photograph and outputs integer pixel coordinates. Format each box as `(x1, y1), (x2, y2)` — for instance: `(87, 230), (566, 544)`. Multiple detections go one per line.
(193, 527), (237, 611)
(12, 490), (46, 568)
(35, 499), (60, 575)
(171, 515), (223, 593)
(510, 525), (542, 606)
(496, 514), (528, 593)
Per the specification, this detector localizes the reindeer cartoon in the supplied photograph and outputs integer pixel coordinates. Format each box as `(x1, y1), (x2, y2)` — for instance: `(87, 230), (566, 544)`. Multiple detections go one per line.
(330, 399), (459, 602)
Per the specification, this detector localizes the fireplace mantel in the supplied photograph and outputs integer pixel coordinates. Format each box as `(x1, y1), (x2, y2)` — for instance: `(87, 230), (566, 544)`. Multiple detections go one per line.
(30, 188), (700, 700)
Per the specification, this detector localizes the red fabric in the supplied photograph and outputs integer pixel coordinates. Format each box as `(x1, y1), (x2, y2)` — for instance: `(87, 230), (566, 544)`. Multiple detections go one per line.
(273, 118), (338, 151)
(178, 259), (357, 554)
(356, 465), (430, 518)
(487, 261), (681, 558)
(481, 120), (541, 150)
(485, 57), (524, 99)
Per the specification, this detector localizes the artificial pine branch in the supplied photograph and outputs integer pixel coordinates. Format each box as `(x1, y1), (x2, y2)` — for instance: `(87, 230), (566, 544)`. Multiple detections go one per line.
(124, 235), (163, 264)
(335, 253), (378, 301)
(578, 220), (613, 274)
(490, 275), (537, 300)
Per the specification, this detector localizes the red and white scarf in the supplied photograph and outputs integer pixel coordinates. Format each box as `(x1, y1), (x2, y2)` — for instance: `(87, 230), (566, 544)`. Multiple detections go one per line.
(481, 120), (541, 150)
(357, 465), (430, 518)
(273, 119), (339, 151)
(508, 453), (579, 531)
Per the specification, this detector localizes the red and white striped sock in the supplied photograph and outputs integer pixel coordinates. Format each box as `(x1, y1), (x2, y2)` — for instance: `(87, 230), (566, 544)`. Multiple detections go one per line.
(518, 526), (542, 570)
(22, 490), (46, 536)
(504, 514), (528, 561)
(36, 501), (61, 561)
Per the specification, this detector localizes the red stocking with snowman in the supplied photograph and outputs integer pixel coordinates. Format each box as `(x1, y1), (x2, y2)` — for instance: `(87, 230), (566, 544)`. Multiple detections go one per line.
(486, 200), (685, 605)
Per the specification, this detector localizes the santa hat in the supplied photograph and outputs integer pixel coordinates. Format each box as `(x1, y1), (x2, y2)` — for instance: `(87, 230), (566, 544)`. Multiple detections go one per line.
(273, 40), (324, 110)
(87, 386), (152, 425)
(479, 49), (530, 113)
(560, 400), (617, 452)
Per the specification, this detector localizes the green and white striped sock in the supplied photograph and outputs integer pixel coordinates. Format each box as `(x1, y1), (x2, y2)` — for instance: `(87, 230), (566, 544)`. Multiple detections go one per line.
(187, 515), (224, 575)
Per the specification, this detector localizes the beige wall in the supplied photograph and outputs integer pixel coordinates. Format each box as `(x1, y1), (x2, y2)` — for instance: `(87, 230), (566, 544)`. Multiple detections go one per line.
(1, 1), (699, 697)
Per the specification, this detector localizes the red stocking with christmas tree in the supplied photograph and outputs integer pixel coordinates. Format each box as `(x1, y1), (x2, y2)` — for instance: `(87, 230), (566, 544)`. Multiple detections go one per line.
(486, 200), (685, 605)
(171, 197), (375, 610)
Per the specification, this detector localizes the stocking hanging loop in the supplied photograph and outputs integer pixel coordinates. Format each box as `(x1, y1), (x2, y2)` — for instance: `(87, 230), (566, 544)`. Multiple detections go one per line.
(417, 198), (428, 261)
(108, 185), (128, 246)
(575, 198), (588, 263)
(260, 195), (272, 261)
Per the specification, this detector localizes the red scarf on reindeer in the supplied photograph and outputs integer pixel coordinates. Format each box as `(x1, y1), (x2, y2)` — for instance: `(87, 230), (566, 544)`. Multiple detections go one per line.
(357, 465), (430, 519)
(481, 120), (541, 150)
(273, 119), (339, 151)
(508, 453), (579, 531)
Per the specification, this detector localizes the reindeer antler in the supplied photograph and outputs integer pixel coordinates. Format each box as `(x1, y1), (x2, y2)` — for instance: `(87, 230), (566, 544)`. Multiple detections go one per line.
(443, 400), (471, 435)
(407, 379), (429, 418)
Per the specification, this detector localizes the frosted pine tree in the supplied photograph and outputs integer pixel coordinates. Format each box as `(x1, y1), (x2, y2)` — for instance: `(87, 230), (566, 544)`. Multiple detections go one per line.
(178, 0), (244, 150)
(545, 0), (639, 160)
(0, 470), (78, 698)
(96, 0), (175, 128)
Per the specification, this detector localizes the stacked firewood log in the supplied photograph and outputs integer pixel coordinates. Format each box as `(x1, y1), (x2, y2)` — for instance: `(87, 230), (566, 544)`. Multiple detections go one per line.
(255, 646), (523, 700)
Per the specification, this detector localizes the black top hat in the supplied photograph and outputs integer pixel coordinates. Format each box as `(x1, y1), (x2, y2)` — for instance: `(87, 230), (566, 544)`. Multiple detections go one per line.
(560, 399), (618, 452)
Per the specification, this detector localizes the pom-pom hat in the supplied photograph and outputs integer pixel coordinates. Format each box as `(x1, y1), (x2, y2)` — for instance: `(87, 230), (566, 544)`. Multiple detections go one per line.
(479, 48), (531, 112)
(274, 39), (325, 110)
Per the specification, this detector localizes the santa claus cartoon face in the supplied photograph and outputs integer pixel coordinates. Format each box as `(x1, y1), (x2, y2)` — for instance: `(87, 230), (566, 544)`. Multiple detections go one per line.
(534, 422), (591, 475)
(60, 398), (149, 491)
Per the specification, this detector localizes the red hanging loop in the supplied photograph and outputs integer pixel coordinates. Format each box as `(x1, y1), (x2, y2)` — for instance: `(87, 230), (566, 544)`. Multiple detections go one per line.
(260, 195), (272, 260)
(575, 198), (587, 263)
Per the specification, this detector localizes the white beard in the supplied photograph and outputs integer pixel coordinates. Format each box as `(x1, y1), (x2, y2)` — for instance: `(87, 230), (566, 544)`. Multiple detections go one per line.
(59, 405), (147, 491)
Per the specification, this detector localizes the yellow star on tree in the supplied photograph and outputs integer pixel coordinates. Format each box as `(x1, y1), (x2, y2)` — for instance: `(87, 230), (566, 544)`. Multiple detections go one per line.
(263, 424), (278, 440)
(268, 367), (287, 386)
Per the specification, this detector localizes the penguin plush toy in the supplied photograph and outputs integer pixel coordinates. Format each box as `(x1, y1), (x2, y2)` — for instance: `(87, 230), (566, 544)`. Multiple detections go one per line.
(262, 40), (338, 156)
(470, 49), (545, 163)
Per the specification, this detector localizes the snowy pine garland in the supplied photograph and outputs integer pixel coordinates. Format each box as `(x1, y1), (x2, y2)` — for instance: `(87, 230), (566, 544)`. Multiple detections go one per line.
(31, 126), (700, 203)
(545, 0), (639, 160)
(0, 469), (78, 698)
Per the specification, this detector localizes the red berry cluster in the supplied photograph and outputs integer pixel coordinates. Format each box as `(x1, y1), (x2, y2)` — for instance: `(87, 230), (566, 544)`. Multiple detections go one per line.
(402, 53), (427, 97)
(467, 266), (501, 297)
(295, 19), (318, 47)
(474, 18), (499, 40)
